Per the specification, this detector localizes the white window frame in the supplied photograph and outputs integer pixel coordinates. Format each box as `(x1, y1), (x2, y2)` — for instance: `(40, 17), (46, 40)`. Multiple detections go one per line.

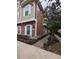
(25, 25), (32, 36)
(17, 26), (21, 34)
(23, 4), (31, 16)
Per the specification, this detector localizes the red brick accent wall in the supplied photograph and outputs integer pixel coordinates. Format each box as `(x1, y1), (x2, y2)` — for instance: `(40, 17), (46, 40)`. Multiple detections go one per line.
(36, 6), (45, 36)
(17, 21), (35, 36)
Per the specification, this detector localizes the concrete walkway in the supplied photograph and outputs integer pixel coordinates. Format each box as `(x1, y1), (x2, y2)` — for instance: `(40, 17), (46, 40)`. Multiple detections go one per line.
(33, 35), (49, 48)
(17, 41), (61, 59)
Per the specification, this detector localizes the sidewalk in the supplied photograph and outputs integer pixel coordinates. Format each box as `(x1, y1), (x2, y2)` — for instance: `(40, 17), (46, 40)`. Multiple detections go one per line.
(33, 35), (49, 48)
(17, 41), (61, 59)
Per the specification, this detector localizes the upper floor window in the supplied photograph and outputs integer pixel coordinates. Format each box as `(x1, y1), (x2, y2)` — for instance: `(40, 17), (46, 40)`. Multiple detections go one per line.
(23, 4), (31, 16)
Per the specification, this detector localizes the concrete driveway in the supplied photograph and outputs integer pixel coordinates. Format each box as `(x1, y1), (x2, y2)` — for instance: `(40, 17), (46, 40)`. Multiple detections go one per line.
(17, 41), (61, 59)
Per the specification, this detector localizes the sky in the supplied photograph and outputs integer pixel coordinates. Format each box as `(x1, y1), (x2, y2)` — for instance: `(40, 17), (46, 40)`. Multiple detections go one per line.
(40, 0), (56, 9)
(40, 0), (49, 9)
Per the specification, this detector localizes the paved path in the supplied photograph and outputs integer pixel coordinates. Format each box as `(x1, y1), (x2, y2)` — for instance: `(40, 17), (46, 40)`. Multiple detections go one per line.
(17, 41), (61, 59)
(33, 35), (49, 48)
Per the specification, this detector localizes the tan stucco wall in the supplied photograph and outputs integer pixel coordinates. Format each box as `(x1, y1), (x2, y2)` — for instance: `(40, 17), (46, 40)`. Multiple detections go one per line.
(23, 2), (35, 20)
(17, 1), (36, 23)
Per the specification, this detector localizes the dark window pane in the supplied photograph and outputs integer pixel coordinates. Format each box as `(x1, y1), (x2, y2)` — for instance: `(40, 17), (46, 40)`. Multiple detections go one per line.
(18, 26), (20, 34)
(27, 26), (30, 35)
(25, 11), (28, 16)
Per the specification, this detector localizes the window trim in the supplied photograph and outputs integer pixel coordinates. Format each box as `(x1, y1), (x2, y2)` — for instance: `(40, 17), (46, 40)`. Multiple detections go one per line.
(23, 4), (31, 16)
(25, 25), (32, 36)
(17, 26), (21, 34)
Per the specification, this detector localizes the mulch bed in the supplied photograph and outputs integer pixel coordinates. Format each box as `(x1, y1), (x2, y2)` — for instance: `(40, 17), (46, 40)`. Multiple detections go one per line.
(43, 38), (61, 55)
(48, 42), (61, 55)
(17, 34), (48, 45)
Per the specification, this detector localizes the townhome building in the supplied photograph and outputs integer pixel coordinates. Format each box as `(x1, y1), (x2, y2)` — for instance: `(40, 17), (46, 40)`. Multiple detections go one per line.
(17, 0), (46, 37)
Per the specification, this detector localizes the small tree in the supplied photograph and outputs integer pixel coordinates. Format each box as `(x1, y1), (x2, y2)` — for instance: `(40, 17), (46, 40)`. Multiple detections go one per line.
(44, 1), (61, 45)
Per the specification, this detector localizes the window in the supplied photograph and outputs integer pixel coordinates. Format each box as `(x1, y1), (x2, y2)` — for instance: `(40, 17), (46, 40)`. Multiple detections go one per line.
(23, 4), (31, 16)
(27, 26), (30, 35)
(25, 25), (32, 36)
(17, 26), (21, 34)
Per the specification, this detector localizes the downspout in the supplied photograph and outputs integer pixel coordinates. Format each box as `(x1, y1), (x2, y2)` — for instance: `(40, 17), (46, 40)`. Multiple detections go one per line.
(35, 2), (37, 36)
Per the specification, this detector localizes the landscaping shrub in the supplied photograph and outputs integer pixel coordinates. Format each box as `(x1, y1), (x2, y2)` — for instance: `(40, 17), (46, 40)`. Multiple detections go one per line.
(17, 34), (48, 45)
